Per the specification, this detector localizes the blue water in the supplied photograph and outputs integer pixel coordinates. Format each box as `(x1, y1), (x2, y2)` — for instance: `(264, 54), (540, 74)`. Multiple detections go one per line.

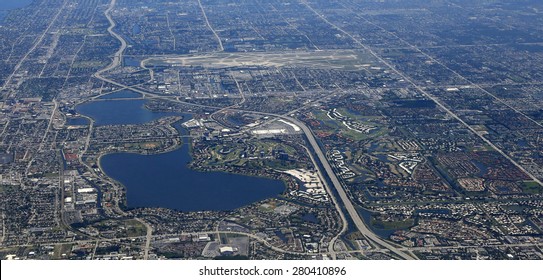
(0, 0), (33, 21)
(132, 24), (141, 35)
(123, 57), (142, 67)
(358, 207), (396, 238)
(101, 139), (285, 211)
(66, 117), (89, 126)
(78, 99), (285, 211)
(97, 89), (142, 100)
(301, 213), (318, 223)
(76, 99), (177, 126)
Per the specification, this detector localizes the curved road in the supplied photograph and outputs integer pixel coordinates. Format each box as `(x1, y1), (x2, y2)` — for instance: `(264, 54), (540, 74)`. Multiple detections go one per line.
(92, 0), (415, 260)
(95, 0), (126, 79)
(89, 73), (417, 259)
(93, 74), (416, 260)
(283, 116), (416, 260)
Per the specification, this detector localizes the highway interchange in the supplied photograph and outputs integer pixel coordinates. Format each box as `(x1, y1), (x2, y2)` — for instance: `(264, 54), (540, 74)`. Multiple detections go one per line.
(86, 0), (419, 260)
(75, 0), (541, 260)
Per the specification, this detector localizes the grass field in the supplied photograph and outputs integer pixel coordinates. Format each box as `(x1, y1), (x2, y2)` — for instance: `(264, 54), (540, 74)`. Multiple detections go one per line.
(202, 139), (305, 172)
(312, 108), (387, 141)
(124, 219), (147, 237)
(522, 181), (543, 194)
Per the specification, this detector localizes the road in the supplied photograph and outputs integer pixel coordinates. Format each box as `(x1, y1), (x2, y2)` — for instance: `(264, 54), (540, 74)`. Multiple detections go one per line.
(283, 116), (417, 260)
(358, 16), (543, 130)
(0, 212), (5, 245)
(38, 100), (59, 152)
(91, 0), (415, 259)
(26, 100), (59, 175)
(1, 0), (68, 92)
(92, 73), (416, 259)
(136, 218), (152, 260)
(89, 70), (417, 259)
(8, 228), (543, 258)
(94, 0), (126, 79)
(301, 145), (347, 259)
(197, 0), (224, 52)
(184, 230), (347, 256)
(300, 1), (542, 187)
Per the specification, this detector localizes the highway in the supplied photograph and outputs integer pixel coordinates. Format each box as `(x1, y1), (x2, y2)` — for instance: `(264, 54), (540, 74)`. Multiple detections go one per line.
(301, 0), (542, 187)
(283, 116), (417, 260)
(355, 12), (543, 130)
(87, 71), (418, 259)
(91, 0), (415, 260)
(26, 100), (59, 175)
(8, 228), (543, 259)
(197, 0), (224, 52)
(1, 0), (68, 92)
(92, 73), (416, 259)
(95, 0), (126, 79)
(300, 145), (347, 259)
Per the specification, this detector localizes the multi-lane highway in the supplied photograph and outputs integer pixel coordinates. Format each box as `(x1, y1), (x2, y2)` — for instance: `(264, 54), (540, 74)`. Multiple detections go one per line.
(283, 117), (417, 260)
(91, 0), (416, 260)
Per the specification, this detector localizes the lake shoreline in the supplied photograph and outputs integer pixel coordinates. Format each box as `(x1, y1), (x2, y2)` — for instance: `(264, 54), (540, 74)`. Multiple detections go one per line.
(78, 97), (286, 212)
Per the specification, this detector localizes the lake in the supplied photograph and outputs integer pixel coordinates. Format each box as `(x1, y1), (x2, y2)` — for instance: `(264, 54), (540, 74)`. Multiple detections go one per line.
(76, 99), (178, 126)
(78, 97), (286, 211)
(66, 117), (89, 126)
(97, 89), (142, 100)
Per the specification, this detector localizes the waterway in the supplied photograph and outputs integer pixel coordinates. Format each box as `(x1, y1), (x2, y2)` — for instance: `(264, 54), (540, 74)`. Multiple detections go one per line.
(97, 89), (142, 100)
(122, 57), (142, 67)
(358, 207), (397, 239)
(76, 99), (177, 126)
(78, 98), (285, 211)
(66, 117), (89, 126)
(0, 0), (33, 21)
